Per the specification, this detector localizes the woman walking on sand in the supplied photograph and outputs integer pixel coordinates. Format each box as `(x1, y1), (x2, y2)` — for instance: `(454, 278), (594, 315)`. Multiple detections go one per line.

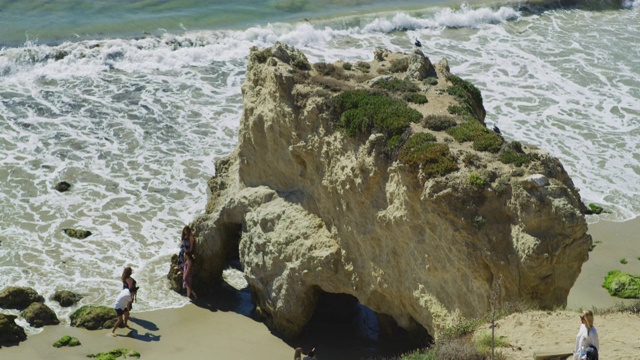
(121, 266), (137, 326)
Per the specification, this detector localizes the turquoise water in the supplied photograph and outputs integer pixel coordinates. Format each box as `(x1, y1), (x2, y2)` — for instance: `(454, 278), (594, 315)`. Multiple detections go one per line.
(0, 0), (453, 46)
(0, 0), (639, 350)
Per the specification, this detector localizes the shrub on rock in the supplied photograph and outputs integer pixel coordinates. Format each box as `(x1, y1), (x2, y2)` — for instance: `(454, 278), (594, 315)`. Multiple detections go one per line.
(70, 305), (117, 330)
(21, 302), (60, 327)
(0, 286), (45, 310)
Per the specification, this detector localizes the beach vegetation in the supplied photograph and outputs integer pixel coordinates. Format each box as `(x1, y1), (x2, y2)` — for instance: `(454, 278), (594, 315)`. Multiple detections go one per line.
(462, 153), (481, 166)
(372, 77), (420, 93)
(398, 133), (458, 179)
(53, 335), (80, 348)
(330, 90), (422, 153)
(342, 62), (353, 70)
(356, 61), (371, 72)
(446, 73), (484, 121)
(499, 141), (532, 166)
(472, 132), (503, 153)
(87, 348), (141, 360)
(311, 75), (351, 92)
(313, 62), (349, 80)
(424, 77), (438, 86)
(423, 114), (458, 131)
(404, 93), (428, 104)
(389, 57), (409, 73)
(602, 270), (640, 298)
(620, 258), (628, 264)
(474, 331), (510, 354)
(469, 173), (488, 188)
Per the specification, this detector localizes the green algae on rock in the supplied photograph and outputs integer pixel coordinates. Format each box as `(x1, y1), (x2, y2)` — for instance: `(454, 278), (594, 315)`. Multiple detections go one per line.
(53, 335), (81, 348)
(602, 270), (640, 298)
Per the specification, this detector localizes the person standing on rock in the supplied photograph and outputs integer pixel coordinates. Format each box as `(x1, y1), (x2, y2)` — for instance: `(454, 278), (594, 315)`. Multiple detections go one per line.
(111, 285), (138, 337)
(176, 225), (195, 274)
(183, 250), (197, 300)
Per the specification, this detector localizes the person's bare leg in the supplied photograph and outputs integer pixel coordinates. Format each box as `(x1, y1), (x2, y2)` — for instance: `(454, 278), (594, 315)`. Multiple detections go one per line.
(111, 314), (122, 336)
(124, 308), (131, 328)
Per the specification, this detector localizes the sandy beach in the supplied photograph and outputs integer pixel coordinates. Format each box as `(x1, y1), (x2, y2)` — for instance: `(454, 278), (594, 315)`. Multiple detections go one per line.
(2, 216), (639, 360)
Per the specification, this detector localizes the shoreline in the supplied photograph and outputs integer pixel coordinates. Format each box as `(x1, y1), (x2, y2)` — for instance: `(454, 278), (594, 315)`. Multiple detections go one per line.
(2, 217), (639, 359)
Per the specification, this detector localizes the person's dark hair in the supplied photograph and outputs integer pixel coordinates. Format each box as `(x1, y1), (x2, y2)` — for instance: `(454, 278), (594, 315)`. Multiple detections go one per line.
(307, 348), (316, 357)
(121, 266), (132, 283)
(181, 225), (192, 241)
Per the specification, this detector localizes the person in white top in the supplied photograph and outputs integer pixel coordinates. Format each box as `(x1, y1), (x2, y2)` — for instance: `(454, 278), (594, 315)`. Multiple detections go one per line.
(111, 286), (138, 337)
(573, 310), (599, 360)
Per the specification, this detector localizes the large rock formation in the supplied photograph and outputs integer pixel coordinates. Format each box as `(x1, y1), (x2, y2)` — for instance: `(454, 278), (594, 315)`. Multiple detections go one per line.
(183, 43), (591, 339)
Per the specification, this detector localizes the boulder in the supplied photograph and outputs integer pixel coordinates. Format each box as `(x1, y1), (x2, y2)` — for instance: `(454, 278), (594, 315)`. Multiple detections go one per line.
(178, 45), (592, 340)
(62, 228), (92, 239)
(69, 305), (116, 330)
(0, 314), (27, 346)
(21, 302), (60, 327)
(0, 286), (45, 310)
(54, 181), (71, 192)
(51, 290), (83, 307)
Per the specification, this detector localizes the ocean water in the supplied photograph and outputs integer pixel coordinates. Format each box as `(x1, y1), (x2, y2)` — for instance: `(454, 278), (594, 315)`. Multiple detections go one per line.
(1, 0), (639, 335)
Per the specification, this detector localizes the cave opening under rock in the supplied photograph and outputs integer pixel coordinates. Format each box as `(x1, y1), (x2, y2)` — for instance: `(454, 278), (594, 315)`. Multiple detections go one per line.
(293, 291), (430, 360)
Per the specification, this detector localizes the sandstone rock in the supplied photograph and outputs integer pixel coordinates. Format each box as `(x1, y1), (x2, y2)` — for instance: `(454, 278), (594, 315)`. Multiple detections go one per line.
(0, 286), (45, 310)
(21, 302), (60, 327)
(178, 45), (592, 340)
(51, 290), (83, 307)
(0, 314), (27, 346)
(69, 305), (116, 330)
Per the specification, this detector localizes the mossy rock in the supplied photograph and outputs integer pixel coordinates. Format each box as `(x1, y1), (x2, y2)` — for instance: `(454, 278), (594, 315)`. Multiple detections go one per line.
(87, 348), (141, 360)
(62, 228), (92, 239)
(0, 286), (45, 310)
(70, 305), (117, 330)
(53, 335), (81, 348)
(585, 203), (604, 215)
(52, 290), (83, 307)
(602, 270), (640, 298)
(0, 313), (27, 345)
(21, 302), (60, 328)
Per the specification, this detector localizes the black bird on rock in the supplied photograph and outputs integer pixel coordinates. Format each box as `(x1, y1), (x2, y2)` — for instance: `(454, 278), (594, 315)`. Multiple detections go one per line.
(414, 39), (422, 47)
(492, 123), (502, 135)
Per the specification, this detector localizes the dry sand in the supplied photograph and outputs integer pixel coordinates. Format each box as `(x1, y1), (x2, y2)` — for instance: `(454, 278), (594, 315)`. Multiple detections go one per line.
(1, 217), (639, 360)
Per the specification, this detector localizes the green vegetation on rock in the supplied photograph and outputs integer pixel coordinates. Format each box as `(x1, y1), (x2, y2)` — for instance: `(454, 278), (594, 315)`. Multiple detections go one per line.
(445, 74), (484, 121)
(423, 115), (458, 131)
(469, 173), (489, 188)
(602, 270), (640, 298)
(398, 133), (458, 179)
(389, 57), (409, 73)
(445, 118), (502, 152)
(332, 90), (422, 152)
(53, 335), (80, 348)
(70, 305), (117, 330)
(403, 93), (428, 104)
(372, 77), (420, 93)
(424, 77), (438, 86)
(498, 141), (532, 166)
(87, 348), (140, 360)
